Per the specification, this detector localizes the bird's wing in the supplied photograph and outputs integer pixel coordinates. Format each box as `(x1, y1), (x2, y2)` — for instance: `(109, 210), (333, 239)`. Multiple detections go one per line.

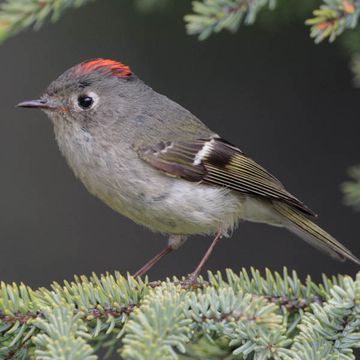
(136, 137), (316, 216)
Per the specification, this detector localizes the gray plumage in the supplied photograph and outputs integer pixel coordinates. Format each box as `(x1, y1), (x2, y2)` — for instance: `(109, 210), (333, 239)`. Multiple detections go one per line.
(17, 59), (360, 268)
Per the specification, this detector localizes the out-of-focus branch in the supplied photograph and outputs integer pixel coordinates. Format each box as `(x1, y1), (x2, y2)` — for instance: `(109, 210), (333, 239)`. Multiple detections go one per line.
(305, 0), (360, 43)
(343, 165), (360, 210)
(184, 0), (276, 40)
(0, 0), (92, 44)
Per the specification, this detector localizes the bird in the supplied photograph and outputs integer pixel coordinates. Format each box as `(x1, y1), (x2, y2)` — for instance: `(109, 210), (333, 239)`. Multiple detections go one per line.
(17, 58), (360, 284)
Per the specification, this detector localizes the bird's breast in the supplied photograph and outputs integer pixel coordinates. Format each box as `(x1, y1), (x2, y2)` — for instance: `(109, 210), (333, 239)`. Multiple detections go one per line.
(53, 123), (247, 235)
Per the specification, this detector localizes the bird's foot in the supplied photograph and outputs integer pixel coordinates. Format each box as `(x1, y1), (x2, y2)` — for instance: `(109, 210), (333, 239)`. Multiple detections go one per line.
(179, 273), (206, 289)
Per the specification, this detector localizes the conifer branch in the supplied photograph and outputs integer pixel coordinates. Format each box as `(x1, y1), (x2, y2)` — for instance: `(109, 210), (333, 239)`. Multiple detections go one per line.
(184, 0), (276, 40)
(1, 268), (360, 359)
(33, 305), (96, 360)
(1, 0), (360, 50)
(0, 0), (92, 44)
(305, 0), (360, 43)
(1, 0), (360, 61)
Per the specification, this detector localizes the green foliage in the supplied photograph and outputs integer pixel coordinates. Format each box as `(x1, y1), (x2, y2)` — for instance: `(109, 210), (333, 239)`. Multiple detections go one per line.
(306, 0), (360, 43)
(0, 0), (92, 44)
(0, 0), (358, 45)
(121, 284), (190, 359)
(343, 166), (360, 210)
(1, 268), (360, 359)
(3, 0), (360, 83)
(184, 0), (276, 40)
(0, 272), (146, 359)
(291, 276), (360, 359)
(33, 305), (96, 360)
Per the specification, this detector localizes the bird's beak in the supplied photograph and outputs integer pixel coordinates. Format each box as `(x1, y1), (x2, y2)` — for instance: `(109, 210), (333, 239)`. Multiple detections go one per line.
(16, 99), (57, 110)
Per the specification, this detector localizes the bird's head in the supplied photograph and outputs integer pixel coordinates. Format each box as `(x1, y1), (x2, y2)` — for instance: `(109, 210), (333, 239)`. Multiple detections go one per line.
(17, 58), (140, 127)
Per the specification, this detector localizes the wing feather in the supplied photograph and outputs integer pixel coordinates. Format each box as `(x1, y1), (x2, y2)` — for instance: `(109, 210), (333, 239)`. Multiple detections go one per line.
(137, 137), (316, 216)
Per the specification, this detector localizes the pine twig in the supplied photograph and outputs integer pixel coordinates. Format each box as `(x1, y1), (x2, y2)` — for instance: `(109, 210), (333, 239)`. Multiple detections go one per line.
(184, 0), (276, 40)
(1, 268), (360, 359)
(306, 0), (360, 43)
(0, 0), (92, 44)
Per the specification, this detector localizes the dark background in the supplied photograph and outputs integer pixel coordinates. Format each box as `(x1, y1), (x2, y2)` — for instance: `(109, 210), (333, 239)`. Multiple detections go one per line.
(0, 0), (359, 288)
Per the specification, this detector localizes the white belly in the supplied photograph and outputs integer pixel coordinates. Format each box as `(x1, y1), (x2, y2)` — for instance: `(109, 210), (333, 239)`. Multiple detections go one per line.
(54, 124), (282, 236)
(79, 167), (282, 236)
(84, 170), (245, 235)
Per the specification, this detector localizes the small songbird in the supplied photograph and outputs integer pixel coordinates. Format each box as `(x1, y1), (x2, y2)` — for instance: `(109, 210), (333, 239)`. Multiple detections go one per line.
(17, 59), (359, 283)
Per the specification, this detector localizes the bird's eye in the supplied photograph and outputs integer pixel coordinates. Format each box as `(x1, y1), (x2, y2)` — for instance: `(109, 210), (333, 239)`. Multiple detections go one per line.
(77, 95), (94, 109)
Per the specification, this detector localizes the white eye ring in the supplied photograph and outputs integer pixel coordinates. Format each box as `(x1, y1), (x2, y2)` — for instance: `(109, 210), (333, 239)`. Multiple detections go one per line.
(75, 91), (99, 111)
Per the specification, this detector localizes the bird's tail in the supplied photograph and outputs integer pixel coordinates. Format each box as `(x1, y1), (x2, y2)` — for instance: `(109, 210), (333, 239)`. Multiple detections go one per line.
(272, 201), (360, 265)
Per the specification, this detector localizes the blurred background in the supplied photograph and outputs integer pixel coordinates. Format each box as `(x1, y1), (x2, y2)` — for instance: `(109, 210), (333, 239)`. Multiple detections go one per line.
(0, 0), (359, 289)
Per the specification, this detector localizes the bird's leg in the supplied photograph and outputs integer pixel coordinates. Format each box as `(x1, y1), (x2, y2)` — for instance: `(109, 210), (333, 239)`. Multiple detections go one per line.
(133, 246), (172, 278)
(182, 228), (223, 288)
(133, 235), (187, 278)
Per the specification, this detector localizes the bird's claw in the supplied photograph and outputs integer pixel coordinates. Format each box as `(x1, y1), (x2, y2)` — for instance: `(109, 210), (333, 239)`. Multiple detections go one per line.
(179, 273), (206, 289)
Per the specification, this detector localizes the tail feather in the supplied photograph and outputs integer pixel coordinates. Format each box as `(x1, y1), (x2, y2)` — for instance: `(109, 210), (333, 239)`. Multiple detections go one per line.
(273, 202), (360, 265)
